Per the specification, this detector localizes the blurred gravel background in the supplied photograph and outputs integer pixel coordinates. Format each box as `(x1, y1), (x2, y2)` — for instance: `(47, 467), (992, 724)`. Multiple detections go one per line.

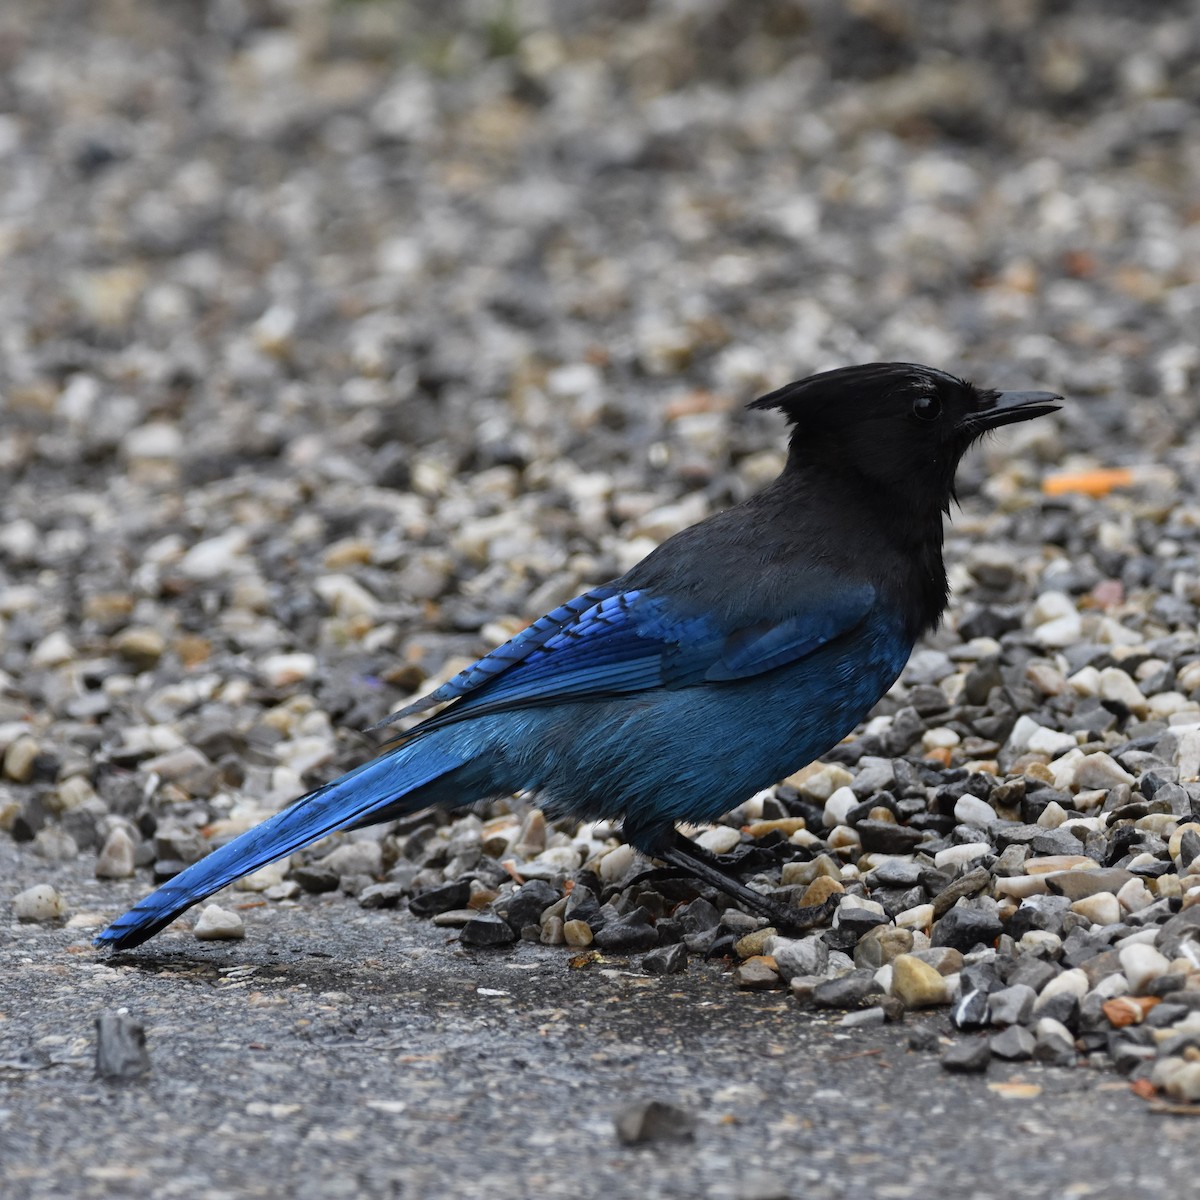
(3, 1), (1200, 1197)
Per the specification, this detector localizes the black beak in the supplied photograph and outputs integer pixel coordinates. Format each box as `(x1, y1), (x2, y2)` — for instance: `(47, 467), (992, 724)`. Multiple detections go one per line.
(965, 389), (1062, 434)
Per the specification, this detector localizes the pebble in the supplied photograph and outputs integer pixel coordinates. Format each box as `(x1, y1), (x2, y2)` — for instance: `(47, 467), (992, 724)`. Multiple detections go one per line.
(460, 913), (519, 947)
(3, 736), (40, 783)
(642, 944), (688, 975)
(193, 905), (245, 940)
(988, 985), (1036, 1028)
(563, 919), (593, 948)
(1119, 944), (1172, 994)
(11, 883), (67, 921)
(1034, 969), (1088, 1011)
(1071, 893), (1121, 926)
(734, 957), (782, 990)
(890, 954), (951, 1009)
(95, 1011), (151, 1082)
(990, 1025), (1035, 1061)
(941, 1040), (991, 1074)
(95, 828), (136, 879)
(614, 1100), (694, 1145)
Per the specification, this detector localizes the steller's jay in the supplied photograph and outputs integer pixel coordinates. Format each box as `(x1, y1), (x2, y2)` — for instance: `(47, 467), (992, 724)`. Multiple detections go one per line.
(96, 362), (1060, 950)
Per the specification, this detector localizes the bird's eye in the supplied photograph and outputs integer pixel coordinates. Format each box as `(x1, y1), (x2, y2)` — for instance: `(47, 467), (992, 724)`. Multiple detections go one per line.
(912, 394), (942, 422)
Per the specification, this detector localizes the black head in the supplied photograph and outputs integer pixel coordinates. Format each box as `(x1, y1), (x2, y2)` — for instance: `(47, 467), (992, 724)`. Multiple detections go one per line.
(750, 362), (1061, 516)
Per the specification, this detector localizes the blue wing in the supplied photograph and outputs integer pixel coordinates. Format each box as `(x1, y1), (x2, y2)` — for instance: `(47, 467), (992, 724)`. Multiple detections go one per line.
(382, 578), (877, 733)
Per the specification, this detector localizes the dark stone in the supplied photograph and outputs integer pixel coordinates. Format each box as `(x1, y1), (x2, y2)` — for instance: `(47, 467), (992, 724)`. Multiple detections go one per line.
(907, 813), (956, 836)
(1178, 829), (1200, 868)
(614, 1100), (695, 1145)
(1007, 895), (1072, 940)
(953, 989), (990, 1030)
(987, 984), (1035, 1027)
(642, 944), (688, 975)
(1144, 1002), (1188, 1028)
(683, 927), (718, 955)
(834, 906), (889, 939)
(1061, 929), (1110, 969)
(990, 1025), (1035, 1060)
(874, 886), (926, 917)
(704, 934), (739, 960)
(1030, 828), (1085, 856)
(856, 819), (924, 854)
(931, 867), (992, 918)
(821, 925), (860, 954)
(931, 905), (1003, 952)
(1110, 1040), (1157, 1074)
(564, 886), (603, 930)
(907, 1025), (941, 1052)
(865, 860), (923, 888)
(960, 961), (1005, 995)
(1155, 905), (1200, 957)
(408, 880), (472, 917)
(993, 824), (1045, 850)
(676, 897), (721, 934)
(810, 969), (884, 1010)
(593, 908), (659, 952)
(881, 706), (926, 756)
(1033, 1031), (1077, 1066)
(1145, 974), (1186, 999)
(941, 1039), (991, 1073)
(962, 657), (1003, 706)
(1006, 959), (1060, 993)
(95, 1012), (150, 1082)
(496, 879), (559, 932)
(357, 882), (406, 909)
(654, 917), (684, 947)
(1036, 992), (1079, 1030)
(290, 865), (341, 894)
(459, 913), (518, 947)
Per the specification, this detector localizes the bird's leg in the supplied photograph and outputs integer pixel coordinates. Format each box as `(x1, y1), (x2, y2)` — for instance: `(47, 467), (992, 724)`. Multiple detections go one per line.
(657, 830), (834, 935)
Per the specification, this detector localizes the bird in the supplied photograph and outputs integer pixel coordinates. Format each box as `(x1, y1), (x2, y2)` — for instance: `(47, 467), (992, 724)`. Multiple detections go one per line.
(95, 362), (1061, 951)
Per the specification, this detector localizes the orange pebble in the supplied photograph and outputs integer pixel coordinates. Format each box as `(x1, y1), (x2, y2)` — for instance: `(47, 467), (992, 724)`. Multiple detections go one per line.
(1042, 467), (1134, 498)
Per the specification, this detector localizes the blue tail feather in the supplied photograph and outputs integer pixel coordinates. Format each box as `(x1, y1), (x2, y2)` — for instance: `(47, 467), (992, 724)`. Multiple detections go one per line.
(93, 741), (467, 951)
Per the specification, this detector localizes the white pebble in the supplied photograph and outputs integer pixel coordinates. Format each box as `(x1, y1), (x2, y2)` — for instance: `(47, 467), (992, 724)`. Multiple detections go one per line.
(1119, 943), (1171, 993)
(11, 884), (67, 922)
(597, 842), (638, 880)
(1033, 613), (1083, 648)
(1116, 876), (1154, 914)
(1036, 801), (1069, 829)
(95, 828), (136, 879)
(1071, 752), (1135, 790)
(178, 530), (249, 580)
(1026, 726), (1077, 757)
(954, 793), (996, 828)
(894, 904), (934, 932)
(1098, 667), (1148, 716)
(788, 762), (854, 800)
(934, 843), (992, 869)
(259, 653), (318, 687)
(1034, 968), (1088, 1010)
(313, 574), (380, 618)
(193, 904), (246, 940)
(1071, 893), (1121, 926)
(235, 859), (291, 892)
(694, 826), (741, 856)
(822, 786), (858, 828)
(1031, 591), (1076, 622)
(1019, 930), (1062, 955)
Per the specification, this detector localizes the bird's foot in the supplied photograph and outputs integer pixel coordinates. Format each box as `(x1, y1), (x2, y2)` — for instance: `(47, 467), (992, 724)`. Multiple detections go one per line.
(657, 832), (837, 935)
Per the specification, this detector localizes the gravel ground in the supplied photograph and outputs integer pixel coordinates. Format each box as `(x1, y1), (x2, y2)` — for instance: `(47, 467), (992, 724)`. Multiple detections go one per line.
(3, 1), (1200, 1196)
